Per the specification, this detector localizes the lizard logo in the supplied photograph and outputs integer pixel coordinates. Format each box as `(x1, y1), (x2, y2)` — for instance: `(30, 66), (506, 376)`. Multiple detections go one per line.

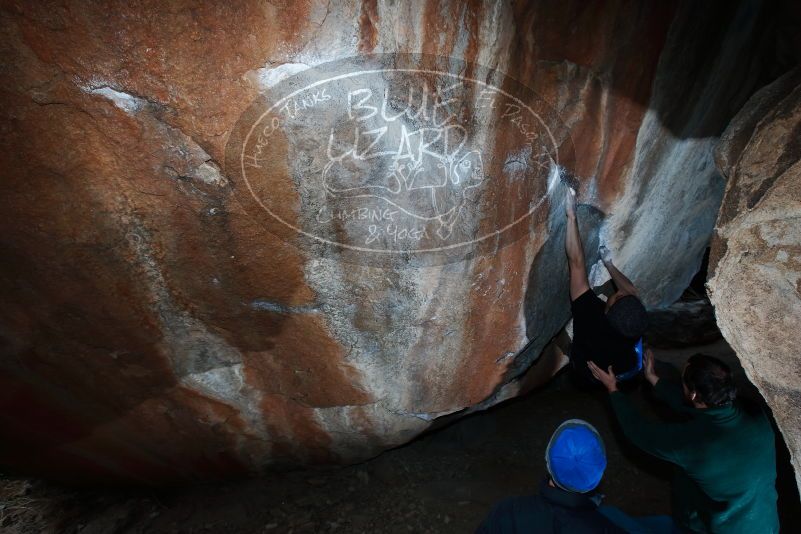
(226, 54), (573, 266)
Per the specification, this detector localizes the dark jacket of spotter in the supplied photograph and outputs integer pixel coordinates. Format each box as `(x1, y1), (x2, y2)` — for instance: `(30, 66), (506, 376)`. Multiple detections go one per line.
(476, 479), (625, 534)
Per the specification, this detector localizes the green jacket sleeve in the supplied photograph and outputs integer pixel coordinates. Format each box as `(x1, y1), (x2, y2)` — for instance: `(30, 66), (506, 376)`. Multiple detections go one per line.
(609, 391), (685, 464)
(652, 379), (693, 414)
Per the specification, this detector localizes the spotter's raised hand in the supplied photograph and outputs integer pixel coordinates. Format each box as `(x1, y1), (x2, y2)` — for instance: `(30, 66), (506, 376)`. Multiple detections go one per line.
(588, 361), (618, 393)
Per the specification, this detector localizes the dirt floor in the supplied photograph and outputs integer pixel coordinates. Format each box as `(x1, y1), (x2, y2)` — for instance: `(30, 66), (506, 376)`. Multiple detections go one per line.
(1, 340), (799, 533)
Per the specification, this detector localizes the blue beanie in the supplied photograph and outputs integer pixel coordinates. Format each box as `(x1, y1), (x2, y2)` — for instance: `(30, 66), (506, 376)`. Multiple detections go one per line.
(545, 419), (606, 493)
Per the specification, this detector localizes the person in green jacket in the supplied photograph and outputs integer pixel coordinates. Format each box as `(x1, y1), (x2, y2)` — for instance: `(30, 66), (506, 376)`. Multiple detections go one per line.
(588, 349), (779, 533)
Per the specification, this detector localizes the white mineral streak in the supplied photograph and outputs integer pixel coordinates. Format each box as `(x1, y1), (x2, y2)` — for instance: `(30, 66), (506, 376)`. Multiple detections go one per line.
(83, 84), (144, 114)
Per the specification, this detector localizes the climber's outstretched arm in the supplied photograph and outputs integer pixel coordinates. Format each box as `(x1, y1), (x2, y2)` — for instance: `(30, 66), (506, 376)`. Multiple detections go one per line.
(600, 247), (638, 296)
(565, 188), (590, 301)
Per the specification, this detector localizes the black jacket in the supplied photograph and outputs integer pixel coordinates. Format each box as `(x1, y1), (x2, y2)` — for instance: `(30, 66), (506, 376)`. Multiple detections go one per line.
(476, 480), (625, 534)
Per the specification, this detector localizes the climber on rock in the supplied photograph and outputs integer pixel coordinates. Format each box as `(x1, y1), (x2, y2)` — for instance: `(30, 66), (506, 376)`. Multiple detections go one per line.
(588, 350), (780, 534)
(564, 187), (648, 385)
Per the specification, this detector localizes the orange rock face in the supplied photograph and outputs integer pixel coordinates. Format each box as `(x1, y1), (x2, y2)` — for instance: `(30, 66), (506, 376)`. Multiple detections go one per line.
(0, 0), (789, 482)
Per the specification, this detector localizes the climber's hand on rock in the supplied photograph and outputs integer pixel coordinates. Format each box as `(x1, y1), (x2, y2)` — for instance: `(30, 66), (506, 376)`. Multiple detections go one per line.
(599, 245), (613, 264)
(588, 361), (618, 393)
(643, 347), (659, 386)
(565, 187), (577, 219)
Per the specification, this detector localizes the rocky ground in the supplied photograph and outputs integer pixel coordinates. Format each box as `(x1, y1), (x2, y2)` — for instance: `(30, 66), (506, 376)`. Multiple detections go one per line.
(2, 340), (798, 534)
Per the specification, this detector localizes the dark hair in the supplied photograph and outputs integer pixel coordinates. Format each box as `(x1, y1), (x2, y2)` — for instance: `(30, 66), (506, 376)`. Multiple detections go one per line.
(606, 295), (648, 339)
(682, 354), (737, 407)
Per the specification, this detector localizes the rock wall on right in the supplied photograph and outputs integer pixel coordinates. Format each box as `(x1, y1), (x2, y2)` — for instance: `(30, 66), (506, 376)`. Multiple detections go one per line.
(709, 67), (801, 491)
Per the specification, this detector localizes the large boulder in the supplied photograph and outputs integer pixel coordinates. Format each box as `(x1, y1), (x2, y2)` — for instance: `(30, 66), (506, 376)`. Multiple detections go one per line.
(709, 67), (801, 491)
(0, 0), (787, 483)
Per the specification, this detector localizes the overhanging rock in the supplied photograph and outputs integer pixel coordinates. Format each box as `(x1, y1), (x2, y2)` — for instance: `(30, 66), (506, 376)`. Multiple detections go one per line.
(0, 0), (789, 482)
